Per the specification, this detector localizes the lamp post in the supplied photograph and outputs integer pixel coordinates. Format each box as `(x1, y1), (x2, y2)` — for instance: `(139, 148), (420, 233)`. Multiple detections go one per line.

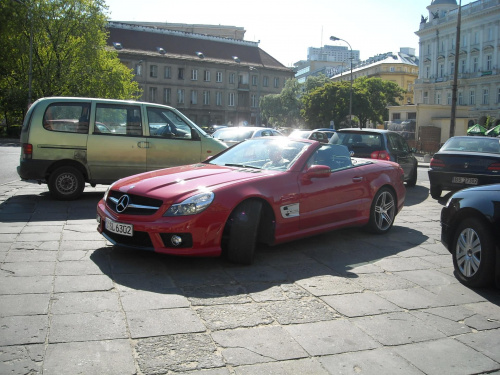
(330, 36), (354, 128)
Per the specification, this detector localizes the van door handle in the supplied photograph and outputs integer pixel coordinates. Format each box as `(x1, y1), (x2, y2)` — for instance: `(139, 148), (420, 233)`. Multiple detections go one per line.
(137, 141), (150, 148)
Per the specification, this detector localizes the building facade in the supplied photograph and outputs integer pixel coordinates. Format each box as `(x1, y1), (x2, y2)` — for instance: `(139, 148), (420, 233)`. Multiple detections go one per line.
(330, 48), (419, 106)
(107, 22), (294, 127)
(396, 0), (500, 146)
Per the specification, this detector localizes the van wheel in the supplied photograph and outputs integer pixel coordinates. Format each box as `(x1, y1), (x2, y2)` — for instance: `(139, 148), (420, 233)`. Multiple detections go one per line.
(48, 166), (85, 200)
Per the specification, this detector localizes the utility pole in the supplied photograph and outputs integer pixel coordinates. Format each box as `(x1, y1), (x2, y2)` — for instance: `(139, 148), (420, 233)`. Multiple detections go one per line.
(450, 0), (462, 138)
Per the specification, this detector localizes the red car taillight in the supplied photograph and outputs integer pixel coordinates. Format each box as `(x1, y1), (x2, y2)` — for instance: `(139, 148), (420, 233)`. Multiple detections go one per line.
(487, 162), (500, 171)
(370, 150), (390, 160)
(430, 157), (445, 168)
(22, 143), (33, 160)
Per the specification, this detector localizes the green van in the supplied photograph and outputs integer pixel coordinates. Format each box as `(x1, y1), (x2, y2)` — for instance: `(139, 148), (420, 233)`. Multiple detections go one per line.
(17, 97), (227, 200)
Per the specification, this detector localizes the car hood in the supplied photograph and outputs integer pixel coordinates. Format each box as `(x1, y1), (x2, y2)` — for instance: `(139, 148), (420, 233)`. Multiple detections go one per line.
(110, 163), (276, 201)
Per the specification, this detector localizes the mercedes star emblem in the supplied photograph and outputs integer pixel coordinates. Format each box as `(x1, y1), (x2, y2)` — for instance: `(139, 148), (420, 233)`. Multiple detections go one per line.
(116, 194), (130, 213)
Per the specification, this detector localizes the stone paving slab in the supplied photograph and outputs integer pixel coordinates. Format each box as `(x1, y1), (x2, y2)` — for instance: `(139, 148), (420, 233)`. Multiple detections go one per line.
(0, 180), (499, 374)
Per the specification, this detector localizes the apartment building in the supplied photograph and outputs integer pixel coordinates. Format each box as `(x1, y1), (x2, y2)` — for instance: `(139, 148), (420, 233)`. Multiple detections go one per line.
(107, 22), (294, 127)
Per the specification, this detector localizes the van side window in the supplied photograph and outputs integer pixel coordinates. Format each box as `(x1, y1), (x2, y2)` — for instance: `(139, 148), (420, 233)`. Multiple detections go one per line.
(43, 103), (90, 133)
(147, 107), (192, 140)
(95, 104), (142, 136)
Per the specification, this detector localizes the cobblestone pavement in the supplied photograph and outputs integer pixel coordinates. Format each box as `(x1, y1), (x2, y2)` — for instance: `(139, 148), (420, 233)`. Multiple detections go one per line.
(0, 179), (499, 375)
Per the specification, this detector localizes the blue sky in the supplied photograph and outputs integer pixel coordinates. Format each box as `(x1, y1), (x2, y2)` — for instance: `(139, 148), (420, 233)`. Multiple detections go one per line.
(104, 0), (468, 67)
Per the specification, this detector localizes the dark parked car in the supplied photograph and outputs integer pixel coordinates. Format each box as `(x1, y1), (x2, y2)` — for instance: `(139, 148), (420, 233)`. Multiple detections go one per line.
(440, 184), (500, 288)
(329, 128), (418, 186)
(428, 136), (500, 199)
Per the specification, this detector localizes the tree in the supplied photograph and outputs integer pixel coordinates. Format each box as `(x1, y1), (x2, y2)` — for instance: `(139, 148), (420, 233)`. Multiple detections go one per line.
(260, 78), (302, 127)
(352, 77), (404, 127)
(0, 0), (140, 126)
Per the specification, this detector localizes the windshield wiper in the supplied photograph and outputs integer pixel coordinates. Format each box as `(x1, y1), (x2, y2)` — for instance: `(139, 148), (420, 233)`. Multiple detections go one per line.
(224, 163), (261, 169)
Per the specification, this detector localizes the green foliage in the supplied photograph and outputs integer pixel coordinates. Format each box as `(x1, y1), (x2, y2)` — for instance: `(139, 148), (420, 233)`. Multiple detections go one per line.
(0, 0), (140, 127)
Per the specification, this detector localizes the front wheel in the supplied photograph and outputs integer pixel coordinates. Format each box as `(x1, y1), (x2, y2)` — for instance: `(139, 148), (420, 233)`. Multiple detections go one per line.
(48, 166), (85, 200)
(366, 187), (396, 234)
(452, 217), (495, 288)
(224, 200), (262, 265)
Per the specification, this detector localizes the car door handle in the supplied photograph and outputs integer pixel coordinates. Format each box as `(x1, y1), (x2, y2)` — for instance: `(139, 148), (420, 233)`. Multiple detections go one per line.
(137, 141), (150, 148)
(352, 176), (364, 182)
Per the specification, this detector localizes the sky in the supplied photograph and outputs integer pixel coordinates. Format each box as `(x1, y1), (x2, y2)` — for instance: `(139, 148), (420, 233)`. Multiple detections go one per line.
(104, 0), (463, 67)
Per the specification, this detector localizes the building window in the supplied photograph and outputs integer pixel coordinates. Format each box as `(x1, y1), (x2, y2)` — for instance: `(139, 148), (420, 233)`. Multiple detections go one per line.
(216, 92), (222, 106)
(458, 92), (463, 105)
(474, 31), (479, 44)
(135, 64), (143, 76)
(390, 67), (395, 72)
(473, 57), (478, 73)
(425, 66), (430, 79)
(483, 89), (489, 105)
(252, 75), (258, 86)
(447, 92), (452, 105)
(178, 68), (184, 80)
(191, 69), (198, 81)
(228, 92), (235, 106)
(439, 64), (444, 77)
(486, 55), (492, 71)
(436, 92), (441, 104)
(263, 76), (269, 87)
(229, 73), (235, 84)
(408, 112), (417, 120)
(392, 113), (400, 120)
(203, 91), (210, 105)
(274, 77), (279, 88)
(177, 89), (185, 104)
(204, 70), (211, 82)
(450, 62), (454, 75)
(163, 88), (171, 104)
(149, 87), (157, 102)
(460, 60), (466, 74)
(190, 90), (198, 105)
(497, 88), (500, 104)
(251, 94), (258, 108)
(470, 90), (475, 105)
(216, 71), (223, 82)
(164, 66), (171, 79)
(150, 65), (158, 78)
(423, 91), (428, 104)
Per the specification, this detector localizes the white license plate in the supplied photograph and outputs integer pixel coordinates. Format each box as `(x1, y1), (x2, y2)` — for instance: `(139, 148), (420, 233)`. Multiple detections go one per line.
(105, 218), (133, 237)
(452, 176), (478, 185)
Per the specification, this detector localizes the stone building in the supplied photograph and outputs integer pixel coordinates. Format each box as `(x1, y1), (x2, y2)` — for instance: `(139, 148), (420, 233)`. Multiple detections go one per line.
(389, 0), (500, 149)
(107, 22), (294, 127)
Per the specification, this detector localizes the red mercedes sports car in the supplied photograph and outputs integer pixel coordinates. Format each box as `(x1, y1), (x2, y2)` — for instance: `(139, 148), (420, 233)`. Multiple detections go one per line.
(97, 137), (406, 264)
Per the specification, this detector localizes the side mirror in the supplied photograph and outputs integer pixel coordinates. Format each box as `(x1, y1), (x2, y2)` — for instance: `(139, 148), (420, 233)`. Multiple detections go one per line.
(301, 164), (331, 182)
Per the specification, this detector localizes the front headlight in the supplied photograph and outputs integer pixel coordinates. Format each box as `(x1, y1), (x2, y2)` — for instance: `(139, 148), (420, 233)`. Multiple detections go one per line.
(164, 191), (214, 216)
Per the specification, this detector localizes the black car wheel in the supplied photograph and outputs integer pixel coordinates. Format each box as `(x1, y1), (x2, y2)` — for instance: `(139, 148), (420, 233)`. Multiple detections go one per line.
(367, 187), (396, 234)
(452, 217), (495, 287)
(406, 163), (417, 187)
(430, 184), (442, 199)
(225, 200), (262, 265)
(48, 166), (85, 200)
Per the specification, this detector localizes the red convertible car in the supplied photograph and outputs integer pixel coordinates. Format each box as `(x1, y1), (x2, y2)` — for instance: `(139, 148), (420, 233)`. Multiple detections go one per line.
(97, 138), (406, 264)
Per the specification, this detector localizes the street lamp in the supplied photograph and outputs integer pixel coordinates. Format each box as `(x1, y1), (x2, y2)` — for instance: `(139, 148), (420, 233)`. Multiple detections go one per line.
(330, 36), (355, 128)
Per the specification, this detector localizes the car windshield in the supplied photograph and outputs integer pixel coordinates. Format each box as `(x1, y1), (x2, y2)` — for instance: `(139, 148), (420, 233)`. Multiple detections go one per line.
(207, 138), (309, 171)
(213, 128), (255, 142)
(441, 137), (500, 154)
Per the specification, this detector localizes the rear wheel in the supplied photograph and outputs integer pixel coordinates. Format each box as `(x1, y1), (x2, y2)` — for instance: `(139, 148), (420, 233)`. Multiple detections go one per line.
(367, 187), (396, 234)
(430, 184), (442, 199)
(225, 200), (262, 265)
(406, 164), (417, 187)
(452, 217), (495, 287)
(48, 166), (85, 200)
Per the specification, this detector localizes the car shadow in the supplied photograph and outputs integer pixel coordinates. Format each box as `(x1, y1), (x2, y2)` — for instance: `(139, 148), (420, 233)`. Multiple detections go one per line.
(404, 185), (429, 206)
(90, 225), (433, 298)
